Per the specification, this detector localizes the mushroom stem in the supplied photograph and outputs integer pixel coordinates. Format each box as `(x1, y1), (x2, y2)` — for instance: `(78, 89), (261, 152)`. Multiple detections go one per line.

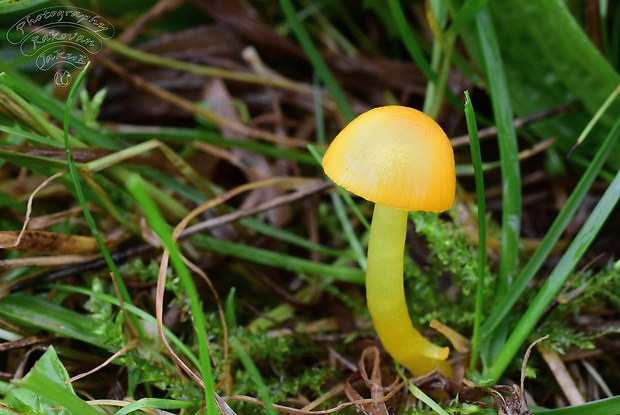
(366, 204), (453, 377)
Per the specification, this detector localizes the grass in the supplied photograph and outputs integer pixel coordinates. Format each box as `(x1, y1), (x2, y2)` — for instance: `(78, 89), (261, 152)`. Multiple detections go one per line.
(463, 90), (487, 373)
(0, 1), (619, 414)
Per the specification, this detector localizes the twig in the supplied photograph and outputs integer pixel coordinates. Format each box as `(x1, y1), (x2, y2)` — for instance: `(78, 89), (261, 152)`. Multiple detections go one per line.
(450, 102), (575, 148)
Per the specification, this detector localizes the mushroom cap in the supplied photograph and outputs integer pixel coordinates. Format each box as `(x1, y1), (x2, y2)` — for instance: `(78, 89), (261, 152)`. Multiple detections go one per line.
(322, 106), (455, 212)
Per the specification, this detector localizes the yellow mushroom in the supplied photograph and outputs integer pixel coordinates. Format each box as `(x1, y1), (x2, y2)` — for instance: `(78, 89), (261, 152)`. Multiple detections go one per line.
(322, 105), (455, 377)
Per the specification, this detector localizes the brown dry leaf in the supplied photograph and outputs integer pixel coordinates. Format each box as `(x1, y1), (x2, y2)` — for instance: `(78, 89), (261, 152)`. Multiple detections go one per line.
(192, 0), (426, 93)
(95, 0), (428, 123)
(202, 78), (291, 227)
(0, 230), (99, 255)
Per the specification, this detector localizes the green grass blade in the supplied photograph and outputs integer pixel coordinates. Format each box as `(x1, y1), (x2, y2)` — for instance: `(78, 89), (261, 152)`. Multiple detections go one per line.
(398, 369), (449, 415)
(115, 398), (196, 415)
(224, 288), (238, 331)
(0, 125), (63, 148)
(474, 6), (521, 302)
(387, 0), (438, 84)
(230, 337), (279, 415)
(531, 395), (620, 415)
(0, 293), (108, 347)
(445, 0), (488, 40)
(111, 129), (315, 164)
(307, 143), (370, 230)
(0, 147), (69, 170)
(0, 82), (66, 143)
(330, 192), (367, 269)
(279, 0), (355, 121)
(0, 0), (51, 13)
(50, 284), (200, 368)
(62, 62), (140, 335)
(126, 174), (217, 413)
(487, 0), (620, 168)
(0, 71), (118, 149)
(481, 116), (620, 340)
(22, 372), (101, 415)
(569, 84), (620, 155)
(463, 91), (487, 372)
(194, 235), (364, 284)
(240, 217), (348, 257)
(17, 347), (101, 415)
(487, 165), (620, 380)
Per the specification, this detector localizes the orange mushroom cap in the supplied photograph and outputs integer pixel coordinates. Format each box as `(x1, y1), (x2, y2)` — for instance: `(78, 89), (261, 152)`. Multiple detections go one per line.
(322, 106), (456, 212)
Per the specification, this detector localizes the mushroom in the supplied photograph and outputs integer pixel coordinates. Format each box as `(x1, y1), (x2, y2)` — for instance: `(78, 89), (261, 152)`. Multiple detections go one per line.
(322, 105), (455, 377)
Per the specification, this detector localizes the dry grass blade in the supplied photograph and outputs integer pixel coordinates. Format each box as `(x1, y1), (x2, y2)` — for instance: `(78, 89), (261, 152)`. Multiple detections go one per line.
(0, 335), (53, 352)
(223, 383), (407, 415)
(0, 231), (100, 255)
(0, 254), (99, 269)
(66, 340), (139, 384)
(491, 336), (549, 415)
(344, 347), (405, 415)
(96, 56), (310, 148)
(0, 170), (64, 249)
(538, 342), (585, 405)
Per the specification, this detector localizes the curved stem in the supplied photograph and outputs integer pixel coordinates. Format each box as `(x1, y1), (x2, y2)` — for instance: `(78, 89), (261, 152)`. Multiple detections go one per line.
(366, 204), (452, 377)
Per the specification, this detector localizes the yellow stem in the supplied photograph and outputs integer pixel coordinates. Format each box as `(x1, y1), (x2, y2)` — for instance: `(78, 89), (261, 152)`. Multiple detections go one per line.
(366, 204), (453, 377)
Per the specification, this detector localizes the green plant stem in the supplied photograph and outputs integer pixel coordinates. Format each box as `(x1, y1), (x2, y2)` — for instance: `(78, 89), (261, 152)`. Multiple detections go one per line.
(426, 40), (455, 119)
(366, 204), (452, 377)
(422, 39), (443, 115)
